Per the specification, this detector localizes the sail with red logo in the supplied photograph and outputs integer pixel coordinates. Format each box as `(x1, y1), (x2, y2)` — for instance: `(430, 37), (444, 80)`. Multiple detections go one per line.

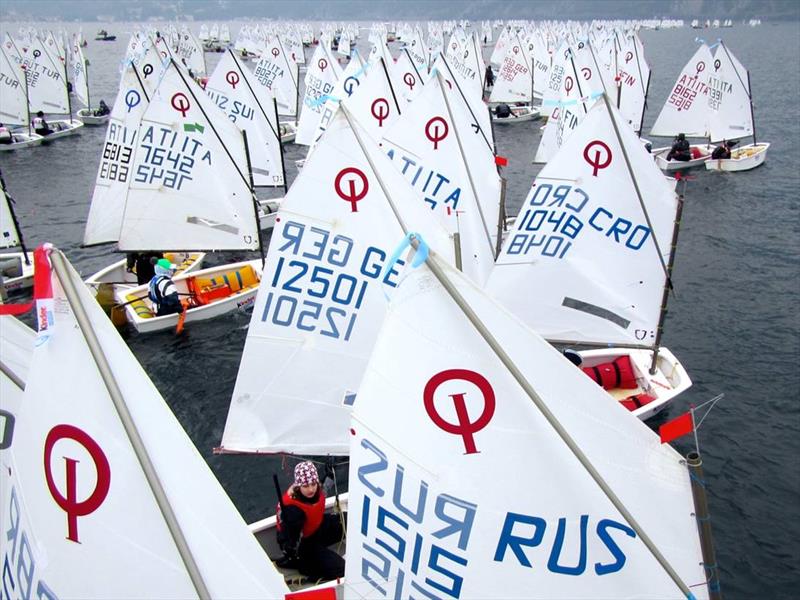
(345, 252), (710, 599)
(488, 95), (692, 420)
(0, 247), (288, 598)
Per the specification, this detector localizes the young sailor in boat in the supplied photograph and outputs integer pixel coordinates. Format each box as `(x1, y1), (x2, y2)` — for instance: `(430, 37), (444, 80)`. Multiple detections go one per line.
(94, 99), (110, 117)
(711, 139), (736, 159)
(33, 111), (53, 136)
(148, 258), (184, 316)
(0, 123), (12, 144)
(275, 461), (345, 581)
(666, 132), (691, 161)
(127, 251), (163, 285)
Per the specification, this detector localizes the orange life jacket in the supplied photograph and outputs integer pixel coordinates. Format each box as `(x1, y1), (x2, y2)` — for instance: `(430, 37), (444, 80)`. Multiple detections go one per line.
(583, 355), (638, 390)
(276, 488), (326, 538)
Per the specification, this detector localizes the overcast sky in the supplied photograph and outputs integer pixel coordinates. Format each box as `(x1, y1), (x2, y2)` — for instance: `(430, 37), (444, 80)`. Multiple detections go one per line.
(1, 0), (797, 22)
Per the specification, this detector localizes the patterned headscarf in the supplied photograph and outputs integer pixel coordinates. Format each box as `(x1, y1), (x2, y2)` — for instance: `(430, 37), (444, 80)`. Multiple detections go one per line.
(294, 461), (319, 487)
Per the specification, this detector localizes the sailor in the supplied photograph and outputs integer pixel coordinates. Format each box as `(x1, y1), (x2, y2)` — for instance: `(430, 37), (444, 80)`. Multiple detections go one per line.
(275, 461), (345, 580)
(495, 103), (512, 118)
(711, 139), (735, 160)
(148, 258), (183, 316)
(127, 251), (163, 285)
(0, 123), (12, 144)
(94, 99), (110, 117)
(666, 132), (691, 161)
(32, 111), (52, 136)
(485, 64), (495, 88)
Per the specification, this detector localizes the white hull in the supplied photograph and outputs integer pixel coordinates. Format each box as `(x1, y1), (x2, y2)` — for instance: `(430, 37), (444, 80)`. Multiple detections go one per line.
(0, 251), (35, 293)
(492, 104), (540, 123)
(279, 121), (297, 143)
(0, 132), (44, 151)
(84, 252), (206, 297)
(257, 198), (281, 231)
(77, 108), (111, 125)
(577, 346), (692, 420)
(652, 143), (715, 171)
(39, 119), (84, 141)
(119, 259), (263, 333)
(705, 142), (769, 172)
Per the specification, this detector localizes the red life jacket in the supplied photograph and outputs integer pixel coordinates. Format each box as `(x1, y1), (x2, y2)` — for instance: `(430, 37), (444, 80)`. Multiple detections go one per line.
(276, 488), (326, 538)
(620, 393), (656, 412)
(583, 355), (638, 390)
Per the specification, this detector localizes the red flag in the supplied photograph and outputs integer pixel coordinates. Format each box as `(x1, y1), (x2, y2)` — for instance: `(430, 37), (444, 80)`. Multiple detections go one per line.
(659, 411), (694, 444)
(0, 245), (52, 315)
(286, 587), (337, 600)
(495, 155), (508, 167)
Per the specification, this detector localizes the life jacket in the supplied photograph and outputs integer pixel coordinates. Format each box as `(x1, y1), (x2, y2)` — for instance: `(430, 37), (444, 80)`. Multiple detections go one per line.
(495, 103), (511, 118)
(620, 393), (656, 412)
(32, 117), (46, 129)
(276, 488), (326, 538)
(583, 355), (638, 390)
(148, 275), (179, 308)
(0, 126), (10, 139)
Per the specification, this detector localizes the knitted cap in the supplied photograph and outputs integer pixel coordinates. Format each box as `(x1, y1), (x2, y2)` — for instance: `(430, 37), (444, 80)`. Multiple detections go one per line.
(294, 461), (319, 487)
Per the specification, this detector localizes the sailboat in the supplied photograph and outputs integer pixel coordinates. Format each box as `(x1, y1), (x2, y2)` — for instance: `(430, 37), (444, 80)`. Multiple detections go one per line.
(704, 40), (769, 171)
(488, 33), (541, 122)
(0, 43), (43, 150)
(0, 170), (34, 294)
(650, 43), (716, 171)
(0, 245), (290, 598)
(488, 94), (692, 420)
(343, 247), (712, 599)
(71, 39), (108, 126)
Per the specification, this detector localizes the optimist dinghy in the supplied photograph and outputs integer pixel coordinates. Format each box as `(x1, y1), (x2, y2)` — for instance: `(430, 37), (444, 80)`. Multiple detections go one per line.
(0, 171), (33, 294)
(117, 259), (263, 333)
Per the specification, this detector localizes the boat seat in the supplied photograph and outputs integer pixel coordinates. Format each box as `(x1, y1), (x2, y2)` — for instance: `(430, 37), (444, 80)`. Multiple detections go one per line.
(125, 294), (155, 319)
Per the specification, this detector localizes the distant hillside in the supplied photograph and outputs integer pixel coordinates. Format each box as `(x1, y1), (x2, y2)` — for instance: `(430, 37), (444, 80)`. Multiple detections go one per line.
(2, 0), (797, 23)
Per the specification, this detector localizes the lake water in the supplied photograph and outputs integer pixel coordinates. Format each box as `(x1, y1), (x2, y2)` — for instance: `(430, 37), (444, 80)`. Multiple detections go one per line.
(1, 20), (798, 599)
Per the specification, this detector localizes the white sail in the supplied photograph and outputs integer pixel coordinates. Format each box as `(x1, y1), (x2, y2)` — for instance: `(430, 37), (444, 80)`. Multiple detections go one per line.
(83, 63), (151, 246)
(344, 256), (709, 599)
(222, 109), (454, 455)
(650, 44), (712, 138)
(309, 50), (369, 146)
(381, 71), (497, 286)
(707, 42), (753, 143)
(489, 35), (533, 104)
(0, 248), (289, 598)
(393, 48), (425, 103)
(489, 96), (677, 347)
(295, 43), (342, 146)
(68, 39), (90, 108)
(0, 315), (33, 422)
(339, 56), (405, 145)
(1, 172), (22, 249)
(614, 32), (651, 134)
(253, 36), (299, 119)
(19, 37), (69, 114)
(205, 50), (284, 187)
(176, 28), (206, 77)
(119, 59), (259, 252)
(0, 45), (28, 126)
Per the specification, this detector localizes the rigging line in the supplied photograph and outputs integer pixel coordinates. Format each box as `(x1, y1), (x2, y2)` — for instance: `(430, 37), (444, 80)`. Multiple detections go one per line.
(339, 103), (409, 236)
(402, 47), (423, 83)
(717, 41), (751, 99)
(438, 52), (494, 153)
(228, 49), (280, 142)
(412, 242), (694, 599)
(48, 248), (211, 600)
(171, 58), (252, 191)
(378, 56), (402, 116)
(435, 69), (496, 260)
(600, 92), (672, 284)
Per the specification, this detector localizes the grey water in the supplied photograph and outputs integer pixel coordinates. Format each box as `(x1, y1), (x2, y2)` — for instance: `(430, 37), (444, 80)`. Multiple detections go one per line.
(1, 21), (798, 599)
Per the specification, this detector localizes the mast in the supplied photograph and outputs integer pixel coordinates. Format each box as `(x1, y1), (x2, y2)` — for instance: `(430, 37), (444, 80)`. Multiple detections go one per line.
(0, 170), (30, 266)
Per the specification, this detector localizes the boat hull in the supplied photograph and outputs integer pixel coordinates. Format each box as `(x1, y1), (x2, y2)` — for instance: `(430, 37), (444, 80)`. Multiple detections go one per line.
(492, 104), (541, 123)
(652, 143), (715, 171)
(576, 346), (692, 421)
(77, 108), (111, 126)
(705, 142), (769, 172)
(0, 252), (35, 293)
(39, 120), (84, 141)
(119, 259), (262, 333)
(84, 252), (206, 298)
(0, 132), (44, 151)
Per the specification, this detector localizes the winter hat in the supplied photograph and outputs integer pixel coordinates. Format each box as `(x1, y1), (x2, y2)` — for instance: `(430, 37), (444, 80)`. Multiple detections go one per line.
(294, 461), (319, 487)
